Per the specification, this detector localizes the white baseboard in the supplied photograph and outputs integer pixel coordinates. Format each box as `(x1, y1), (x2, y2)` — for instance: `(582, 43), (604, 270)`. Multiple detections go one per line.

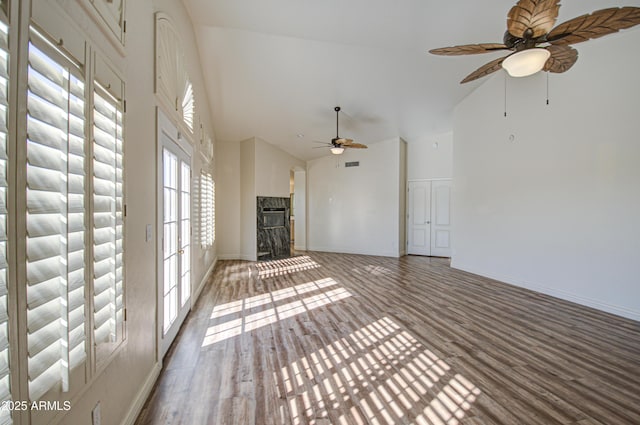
(217, 253), (255, 261)
(307, 245), (402, 258)
(121, 362), (162, 425)
(193, 256), (217, 302)
(451, 261), (640, 322)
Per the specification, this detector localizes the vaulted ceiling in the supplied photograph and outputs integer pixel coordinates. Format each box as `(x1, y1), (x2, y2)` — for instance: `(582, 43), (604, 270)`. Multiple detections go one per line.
(183, 0), (640, 160)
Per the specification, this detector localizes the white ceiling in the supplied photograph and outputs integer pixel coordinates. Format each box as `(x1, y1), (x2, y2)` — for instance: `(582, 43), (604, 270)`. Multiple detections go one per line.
(183, 0), (640, 160)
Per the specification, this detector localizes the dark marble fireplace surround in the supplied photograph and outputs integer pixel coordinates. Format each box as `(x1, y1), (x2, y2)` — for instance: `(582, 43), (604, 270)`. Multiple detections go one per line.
(257, 196), (290, 260)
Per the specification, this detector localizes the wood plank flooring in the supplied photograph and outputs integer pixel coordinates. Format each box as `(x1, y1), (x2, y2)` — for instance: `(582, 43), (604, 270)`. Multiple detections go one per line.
(135, 252), (640, 425)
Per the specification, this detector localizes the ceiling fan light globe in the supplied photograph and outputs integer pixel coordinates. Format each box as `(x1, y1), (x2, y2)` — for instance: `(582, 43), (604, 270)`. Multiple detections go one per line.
(330, 147), (345, 155)
(502, 48), (551, 77)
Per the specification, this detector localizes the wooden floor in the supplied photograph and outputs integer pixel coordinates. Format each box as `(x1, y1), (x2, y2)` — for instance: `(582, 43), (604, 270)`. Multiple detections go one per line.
(135, 252), (640, 425)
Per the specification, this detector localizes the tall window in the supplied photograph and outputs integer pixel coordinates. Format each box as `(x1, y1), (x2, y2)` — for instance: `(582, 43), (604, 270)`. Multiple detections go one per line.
(25, 36), (86, 400)
(0, 5), (131, 418)
(0, 14), (11, 425)
(92, 81), (125, 360)
(199, 171), (214, 247)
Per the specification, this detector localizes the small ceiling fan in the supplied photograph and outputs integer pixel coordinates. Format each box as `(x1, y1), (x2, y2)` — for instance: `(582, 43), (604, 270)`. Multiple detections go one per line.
(429, 0), (640, 83)
(314, 106), (368, 155)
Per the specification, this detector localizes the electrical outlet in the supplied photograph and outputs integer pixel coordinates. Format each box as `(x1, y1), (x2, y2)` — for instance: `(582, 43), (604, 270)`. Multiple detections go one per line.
(92, 402), (101, 425)
(146, 224), (153, 242)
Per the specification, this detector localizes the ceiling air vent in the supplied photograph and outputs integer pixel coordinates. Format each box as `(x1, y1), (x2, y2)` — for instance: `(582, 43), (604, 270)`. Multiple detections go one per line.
(345, 161), (360, 168)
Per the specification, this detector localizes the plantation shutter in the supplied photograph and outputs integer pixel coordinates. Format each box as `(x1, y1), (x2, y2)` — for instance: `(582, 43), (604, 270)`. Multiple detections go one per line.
(210, 178), (215, 245)
(0, 16), (11, 425)
(92, 80), (124, 353)
(199, 172), (214, 247)
(25, 36), (86, 400)
(199, 173), (207, 247)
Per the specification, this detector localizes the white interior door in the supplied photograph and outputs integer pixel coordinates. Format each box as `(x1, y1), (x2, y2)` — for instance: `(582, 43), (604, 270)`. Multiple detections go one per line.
(407, 181), (431, 255)
(158, 113), (192, 357)
(407, 180), (452, 257)
(430, 180), (452, 257)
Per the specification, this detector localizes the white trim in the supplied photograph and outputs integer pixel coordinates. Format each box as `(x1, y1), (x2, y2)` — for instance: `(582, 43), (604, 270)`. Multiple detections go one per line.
(74, 0), (126, 56)
(193, 256), (217, 305)
(217, 254), (255, 261)
(451, 261), (640, 322)
(306, 246), (402, 259)
(407, 178), (452, 183)
(120, 363), (163, 425)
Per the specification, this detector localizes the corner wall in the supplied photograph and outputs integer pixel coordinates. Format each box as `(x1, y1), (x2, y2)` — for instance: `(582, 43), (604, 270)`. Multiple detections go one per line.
(452, 30), (640, 321)
(217, 137), (304, 260)
(307, 138), (406, 257)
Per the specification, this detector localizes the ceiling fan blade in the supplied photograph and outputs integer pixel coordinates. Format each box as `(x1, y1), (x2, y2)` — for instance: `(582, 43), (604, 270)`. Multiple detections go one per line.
(335, 138), (354, 145)
(344, 143), (368, 149)
(429, 43), (508, 56)
(507, 0), (561, 39)
(543, 45), (578, 73)
(460, 56), (506, 84)
(547, 7), (640, 46)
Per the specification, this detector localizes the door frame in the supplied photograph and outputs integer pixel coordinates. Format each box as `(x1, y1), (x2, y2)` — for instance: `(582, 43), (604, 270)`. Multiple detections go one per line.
(156, 109), (194, 359)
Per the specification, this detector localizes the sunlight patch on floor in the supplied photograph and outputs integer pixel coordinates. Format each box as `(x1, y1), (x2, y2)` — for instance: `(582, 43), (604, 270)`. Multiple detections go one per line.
(360, 265), (393, 276)
(255, 255), (321, 278)
(277, 317), (480, 425)
(202, 278), (352, 347)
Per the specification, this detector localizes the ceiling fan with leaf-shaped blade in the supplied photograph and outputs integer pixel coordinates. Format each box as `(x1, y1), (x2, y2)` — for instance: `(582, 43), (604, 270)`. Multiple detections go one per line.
(313, 107), (368, 155)
(429, 0), (640, 83)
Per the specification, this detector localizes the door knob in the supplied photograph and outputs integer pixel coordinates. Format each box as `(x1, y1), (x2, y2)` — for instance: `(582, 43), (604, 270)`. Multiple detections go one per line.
(426, 221), (431, 224)
(178, 249), (184, 255)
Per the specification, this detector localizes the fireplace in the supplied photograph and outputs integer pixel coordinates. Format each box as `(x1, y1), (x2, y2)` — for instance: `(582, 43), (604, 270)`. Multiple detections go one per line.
(261, 207), (286, 229)
(257, 197), (290, 260)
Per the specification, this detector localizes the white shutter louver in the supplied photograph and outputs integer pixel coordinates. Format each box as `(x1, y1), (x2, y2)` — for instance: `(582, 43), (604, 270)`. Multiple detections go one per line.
(26, 38), (86, 400)
(92, 83), (124, 354)
(210, 179), (215, 245)
(180, 80), (194, 133)
(0, 17), (11, 425)
(199, 172), (214, 247)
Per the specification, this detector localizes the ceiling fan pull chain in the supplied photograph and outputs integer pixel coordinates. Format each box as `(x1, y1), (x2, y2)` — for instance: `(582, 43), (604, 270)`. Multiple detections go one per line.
(546, 72), (550, 106)
(504, 73), (508, 118)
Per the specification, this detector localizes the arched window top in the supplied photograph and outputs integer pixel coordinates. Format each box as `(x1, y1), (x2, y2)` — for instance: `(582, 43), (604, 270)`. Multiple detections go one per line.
(155, 13), (195, 134)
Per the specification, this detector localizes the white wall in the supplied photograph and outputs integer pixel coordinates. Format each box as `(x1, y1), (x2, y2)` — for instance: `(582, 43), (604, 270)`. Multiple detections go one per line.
(216, 141), (242, 259)
(293, 170), (307, 250)
(240, 138), (257, 260)
(307, 138), (405, 257)
(407, 132), (453, 180)
(452, 30), (640, 321)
